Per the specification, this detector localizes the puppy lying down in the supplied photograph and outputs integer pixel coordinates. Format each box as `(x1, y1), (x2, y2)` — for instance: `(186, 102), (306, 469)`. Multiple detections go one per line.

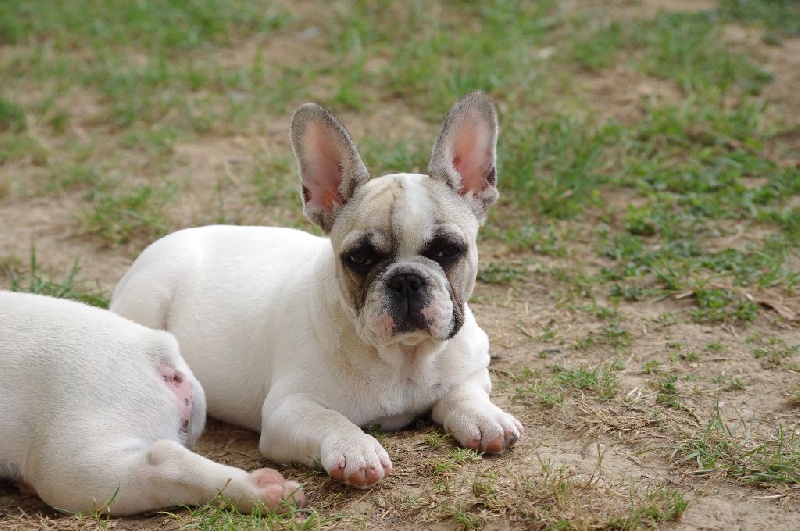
(0, 291), (304, 515)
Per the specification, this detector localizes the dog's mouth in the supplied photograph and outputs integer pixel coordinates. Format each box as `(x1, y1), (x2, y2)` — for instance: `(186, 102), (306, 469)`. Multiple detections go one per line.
(385, 271), (455, 340)
(357, 265), (462, 347)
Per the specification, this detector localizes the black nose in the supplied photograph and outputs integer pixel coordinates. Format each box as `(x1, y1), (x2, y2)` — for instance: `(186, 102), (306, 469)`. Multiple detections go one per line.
(388, 273), (424, 296)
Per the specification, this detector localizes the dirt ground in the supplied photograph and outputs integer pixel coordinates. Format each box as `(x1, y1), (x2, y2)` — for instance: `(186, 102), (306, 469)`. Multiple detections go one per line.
(1, 0), (799, 529)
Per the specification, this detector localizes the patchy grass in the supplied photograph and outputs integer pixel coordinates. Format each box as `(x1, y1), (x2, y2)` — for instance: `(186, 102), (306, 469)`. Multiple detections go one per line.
(1, 246), (108, 307)
(1, 0), (799, 529)
(676, 406), (800, 485)
(177, 496), (331, 531)
(718, 0), (800, 41)
(82, 181), (178, 247)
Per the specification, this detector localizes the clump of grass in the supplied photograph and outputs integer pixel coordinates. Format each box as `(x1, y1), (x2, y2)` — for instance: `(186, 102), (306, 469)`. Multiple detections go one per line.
(477, 263), (524, 284)
(511, 461), (688, 528)
(500, 118), (620, 218)
(607, 485), (689, 529)
(2, 246), (108, 307)
(747, 334), (799, 367)
(433, 448), (482, 475)
(656, 375), (682, 409)
(575, 324), (631, 351)
(691, 288), (760, 324)
(0, 98), (25, 131)
(571, 10), (772, 95)
(513, 363), (621, 405)
(718, 0), (800, 42)
(82, 182), (176, 247)
(675, 406), (800, 484)
(177, 491), (330, 531)
(711, 374), (745, 392)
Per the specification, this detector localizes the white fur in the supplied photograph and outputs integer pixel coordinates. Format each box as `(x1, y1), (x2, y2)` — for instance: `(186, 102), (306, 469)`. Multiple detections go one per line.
(111, 92), (521, 488)
(111, 223), (522, 487)
(0, 291), (304, 514)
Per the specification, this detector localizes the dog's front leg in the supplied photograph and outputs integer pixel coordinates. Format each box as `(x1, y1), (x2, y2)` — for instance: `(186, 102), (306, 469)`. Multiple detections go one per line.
(260, 393), (392, 487)
(431, 371), (523, 453)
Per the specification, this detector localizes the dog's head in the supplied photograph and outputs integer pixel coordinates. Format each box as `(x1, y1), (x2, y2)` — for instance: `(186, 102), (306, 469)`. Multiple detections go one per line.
(291, 91), (499, 348)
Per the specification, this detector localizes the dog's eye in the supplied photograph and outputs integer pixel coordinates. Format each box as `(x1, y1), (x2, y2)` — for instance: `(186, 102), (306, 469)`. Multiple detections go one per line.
(429, 243), (464, 264)
(345, 250), (375, 269)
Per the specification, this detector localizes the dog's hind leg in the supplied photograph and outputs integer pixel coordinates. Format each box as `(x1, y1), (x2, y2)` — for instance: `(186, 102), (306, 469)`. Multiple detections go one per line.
(31, 439), (305, 515)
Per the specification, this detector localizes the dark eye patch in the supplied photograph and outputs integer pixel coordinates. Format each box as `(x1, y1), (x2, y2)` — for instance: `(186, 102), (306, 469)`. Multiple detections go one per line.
(423, 235), (466, 266)
(342, 242), (387, 274)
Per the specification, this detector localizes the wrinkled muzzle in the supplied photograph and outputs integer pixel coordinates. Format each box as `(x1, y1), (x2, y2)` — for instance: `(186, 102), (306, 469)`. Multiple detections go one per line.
(360, 264), (458, 346)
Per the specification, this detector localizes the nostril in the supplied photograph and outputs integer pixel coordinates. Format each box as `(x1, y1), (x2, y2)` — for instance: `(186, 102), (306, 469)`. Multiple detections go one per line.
(388, 273), (424, 295)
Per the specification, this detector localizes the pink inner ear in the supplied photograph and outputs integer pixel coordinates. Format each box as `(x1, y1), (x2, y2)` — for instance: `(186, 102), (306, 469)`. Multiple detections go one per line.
(304, 124), (345, 208)
(452, 118), (493, 195)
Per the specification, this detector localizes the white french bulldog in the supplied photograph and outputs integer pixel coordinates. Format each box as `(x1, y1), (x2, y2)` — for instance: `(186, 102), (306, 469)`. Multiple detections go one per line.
(110, 91), (522, 488)
(0, 291), (304, 515)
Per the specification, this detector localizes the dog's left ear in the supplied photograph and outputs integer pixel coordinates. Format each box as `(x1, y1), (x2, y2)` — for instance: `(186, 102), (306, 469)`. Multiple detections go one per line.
(428, 91), (499, 223)
(291, 103), (370, 233)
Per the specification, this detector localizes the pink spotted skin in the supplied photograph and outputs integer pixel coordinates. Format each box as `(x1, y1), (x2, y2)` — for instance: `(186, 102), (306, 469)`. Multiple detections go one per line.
(420, 294), (453, 338)
(158, 364), (193, 429)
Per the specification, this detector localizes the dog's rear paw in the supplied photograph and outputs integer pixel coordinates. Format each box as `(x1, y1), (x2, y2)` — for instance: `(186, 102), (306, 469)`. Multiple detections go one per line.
(446, 406), (523, 453)
(321, 434), (392, 487)
(249, 468), (307, 510)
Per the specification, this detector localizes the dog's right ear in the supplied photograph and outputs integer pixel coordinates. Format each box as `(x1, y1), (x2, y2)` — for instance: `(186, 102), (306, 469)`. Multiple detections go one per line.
(291, 104), (370, 233)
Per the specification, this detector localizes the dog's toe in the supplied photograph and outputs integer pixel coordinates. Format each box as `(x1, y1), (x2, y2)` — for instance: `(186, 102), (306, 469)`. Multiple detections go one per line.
(249, 468), (306, 510)
(322, 434), (392, 487)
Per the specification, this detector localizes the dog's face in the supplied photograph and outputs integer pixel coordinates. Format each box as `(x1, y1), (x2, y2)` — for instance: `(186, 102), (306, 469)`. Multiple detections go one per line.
(291, 91), (499, 347)
(329, 174), (480, 346)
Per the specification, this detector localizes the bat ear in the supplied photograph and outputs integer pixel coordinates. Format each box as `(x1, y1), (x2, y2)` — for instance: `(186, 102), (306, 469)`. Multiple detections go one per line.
(428, 91), (499, 223)
(291, 104), (370, 233)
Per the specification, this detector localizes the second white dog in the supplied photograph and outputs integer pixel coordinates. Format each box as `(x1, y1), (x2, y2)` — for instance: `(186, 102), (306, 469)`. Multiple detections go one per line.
(0, 291), (304, 515)
(111, 91), (522, 487)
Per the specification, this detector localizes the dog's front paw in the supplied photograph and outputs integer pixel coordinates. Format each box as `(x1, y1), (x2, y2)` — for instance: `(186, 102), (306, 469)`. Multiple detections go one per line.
(248, 468), (306, 511)
(444, 404), (523, 453)
(321, 434), (393, 487)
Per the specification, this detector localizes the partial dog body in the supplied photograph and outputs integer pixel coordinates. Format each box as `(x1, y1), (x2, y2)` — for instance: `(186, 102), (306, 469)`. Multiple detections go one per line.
(111, 91), (522, 487)
(0, 291), (303, 514)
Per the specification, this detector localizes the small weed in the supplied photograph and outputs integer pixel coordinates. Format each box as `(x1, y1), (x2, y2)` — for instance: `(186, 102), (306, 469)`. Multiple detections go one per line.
(711, 374), (745, 392)
(425, 430), (451, 450)
(452, 504), (480, 530)
(2, 247), (108, 307)
(644, 360), (661, 374)
(433, 448), (482, 475)
(609, 485), (689, 529)
(575, 324), (630, 351)
(705, 341), (724, 353)
(539, 327), (558, 341)
(471, 471), (498, 507)
(656, 375), (682, 409)
(552, 363), (621, 401)
(513, 374), (565, 408)
(683, 351), (701, 362)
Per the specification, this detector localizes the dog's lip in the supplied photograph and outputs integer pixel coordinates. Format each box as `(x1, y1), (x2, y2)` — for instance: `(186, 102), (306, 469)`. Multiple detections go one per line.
(391, 330), (436, 347)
